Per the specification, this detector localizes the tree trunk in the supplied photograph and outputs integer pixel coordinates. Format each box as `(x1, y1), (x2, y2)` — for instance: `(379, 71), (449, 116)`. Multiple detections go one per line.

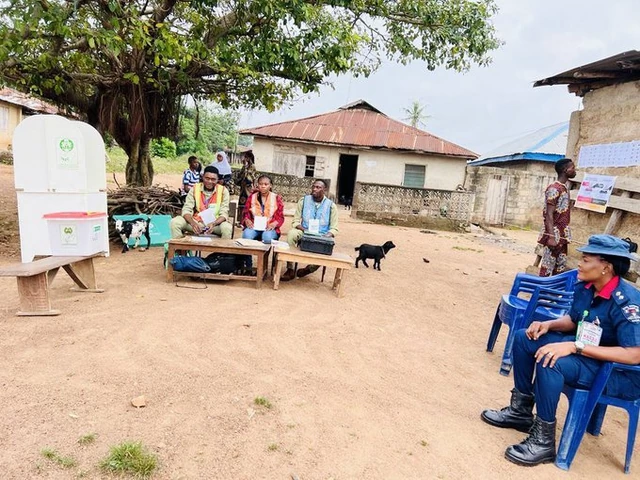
(125, 135), (154, 186)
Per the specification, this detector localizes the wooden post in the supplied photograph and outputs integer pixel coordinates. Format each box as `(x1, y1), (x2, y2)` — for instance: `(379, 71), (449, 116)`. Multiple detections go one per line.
(604, 191), (631, 235)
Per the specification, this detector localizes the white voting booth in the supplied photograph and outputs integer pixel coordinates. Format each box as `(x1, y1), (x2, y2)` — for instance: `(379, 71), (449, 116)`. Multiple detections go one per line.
(13, 115), (109, 263)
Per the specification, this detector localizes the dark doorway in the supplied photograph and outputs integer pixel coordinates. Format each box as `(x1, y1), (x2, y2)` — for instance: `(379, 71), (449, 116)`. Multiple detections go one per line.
(337, 154), (358, 204)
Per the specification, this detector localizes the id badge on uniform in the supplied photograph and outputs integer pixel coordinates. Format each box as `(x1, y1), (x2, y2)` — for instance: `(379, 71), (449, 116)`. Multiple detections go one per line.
(253, 216), (267, 231)
(308, 219), (320, 234)
(576, 321), (603, 346)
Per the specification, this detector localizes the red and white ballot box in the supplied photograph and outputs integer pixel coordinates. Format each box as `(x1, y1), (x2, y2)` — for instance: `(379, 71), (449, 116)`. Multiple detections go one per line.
(43, 211), (107, 256)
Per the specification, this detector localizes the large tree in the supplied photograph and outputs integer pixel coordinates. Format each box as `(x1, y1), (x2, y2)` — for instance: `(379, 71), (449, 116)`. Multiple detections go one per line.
(0, 0), (500, 186)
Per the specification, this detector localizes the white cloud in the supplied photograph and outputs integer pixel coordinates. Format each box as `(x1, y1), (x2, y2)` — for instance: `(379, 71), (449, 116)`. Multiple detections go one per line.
(240, 0), (640, 155)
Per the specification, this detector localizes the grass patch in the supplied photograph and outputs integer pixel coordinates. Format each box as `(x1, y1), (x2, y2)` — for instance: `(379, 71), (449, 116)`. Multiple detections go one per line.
(41, 448), (77, 468)
(100, 441), (157, 478)
(267, 443), (279, 452)
(254, 396), (272, 409)
(78, 433), (97, 445)
(452, 246), (483, 253)
(106, 147), (241, 177)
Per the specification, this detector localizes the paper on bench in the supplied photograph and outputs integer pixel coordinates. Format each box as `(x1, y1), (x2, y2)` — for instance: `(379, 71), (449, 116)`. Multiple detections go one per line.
(271, 240), (290, 250)
(234, 238), (265, 247)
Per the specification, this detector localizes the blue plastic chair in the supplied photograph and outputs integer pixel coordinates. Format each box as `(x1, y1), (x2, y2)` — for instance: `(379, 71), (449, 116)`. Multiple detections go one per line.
(556, 362), (640, 473)
(486, 269), (578, 375)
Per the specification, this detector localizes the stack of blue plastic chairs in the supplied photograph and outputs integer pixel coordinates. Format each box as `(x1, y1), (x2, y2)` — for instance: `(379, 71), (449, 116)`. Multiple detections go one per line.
(486, 269), (578, 375)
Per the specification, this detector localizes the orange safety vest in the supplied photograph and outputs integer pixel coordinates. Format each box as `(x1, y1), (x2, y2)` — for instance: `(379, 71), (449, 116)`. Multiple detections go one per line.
(250, 192), (277, 220)
(193, 183), (223, 222)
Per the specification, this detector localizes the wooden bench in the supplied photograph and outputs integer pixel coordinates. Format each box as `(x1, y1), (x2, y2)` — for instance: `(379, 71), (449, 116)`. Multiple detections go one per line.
(272, 247), (353, 297)
(0, 254), (104, 316)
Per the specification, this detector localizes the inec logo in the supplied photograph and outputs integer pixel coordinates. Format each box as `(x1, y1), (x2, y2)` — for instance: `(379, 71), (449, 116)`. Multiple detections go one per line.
(59, 138), (74, 152)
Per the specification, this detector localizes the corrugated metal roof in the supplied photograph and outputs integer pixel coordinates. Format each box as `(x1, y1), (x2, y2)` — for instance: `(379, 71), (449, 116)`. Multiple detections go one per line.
(469, 122), (569, 166)
(0, 87), (61, 114)
(241, 100), (478, 159)
(534, 50), (640, 96)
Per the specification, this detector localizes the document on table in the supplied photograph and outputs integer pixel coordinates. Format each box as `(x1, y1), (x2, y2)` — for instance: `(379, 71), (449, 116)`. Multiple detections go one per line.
(189, 236), (214, 243)
(235, 238), (265, 247)
(198, 208), (216, 226)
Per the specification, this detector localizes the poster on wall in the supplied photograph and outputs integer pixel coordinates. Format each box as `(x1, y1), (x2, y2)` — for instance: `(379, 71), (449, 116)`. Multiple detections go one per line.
(575, 174), (616, 213)
(578, 140), (640, 168)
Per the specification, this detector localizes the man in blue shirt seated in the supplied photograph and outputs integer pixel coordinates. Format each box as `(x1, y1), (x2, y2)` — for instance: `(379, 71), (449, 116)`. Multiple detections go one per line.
(281, 179), (339, 281)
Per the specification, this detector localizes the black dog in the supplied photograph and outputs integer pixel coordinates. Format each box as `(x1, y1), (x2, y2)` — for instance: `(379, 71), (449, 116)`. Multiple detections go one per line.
(354, 241), (396, 271)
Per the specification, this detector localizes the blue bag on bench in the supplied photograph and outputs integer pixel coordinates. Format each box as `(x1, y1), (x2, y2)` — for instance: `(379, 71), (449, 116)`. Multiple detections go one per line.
(170, 256), (211, 273)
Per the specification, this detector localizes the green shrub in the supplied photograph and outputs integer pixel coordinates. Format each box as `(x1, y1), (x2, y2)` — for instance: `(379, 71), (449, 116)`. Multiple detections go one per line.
(151, 137), (177, 158)
(100, 441), (157, 478)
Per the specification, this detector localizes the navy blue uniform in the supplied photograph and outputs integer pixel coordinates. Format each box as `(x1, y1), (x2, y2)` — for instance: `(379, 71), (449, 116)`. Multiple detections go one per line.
(512, 278), (640, 422)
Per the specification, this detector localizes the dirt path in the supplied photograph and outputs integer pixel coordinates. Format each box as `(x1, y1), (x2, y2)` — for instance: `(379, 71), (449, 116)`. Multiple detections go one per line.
(0, 165), (633, 479)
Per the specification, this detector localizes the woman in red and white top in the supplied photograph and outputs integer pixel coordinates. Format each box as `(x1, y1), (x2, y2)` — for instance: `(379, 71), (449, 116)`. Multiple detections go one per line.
(241, 174), (285, 243)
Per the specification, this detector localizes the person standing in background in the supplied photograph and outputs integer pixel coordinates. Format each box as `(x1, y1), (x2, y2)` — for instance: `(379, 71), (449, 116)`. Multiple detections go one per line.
(538, 158), (577, 276)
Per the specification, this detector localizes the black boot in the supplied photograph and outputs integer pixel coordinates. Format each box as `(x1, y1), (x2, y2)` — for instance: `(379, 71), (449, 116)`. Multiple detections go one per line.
(481, 388), (534, 432)
(505, 416), (556, 466)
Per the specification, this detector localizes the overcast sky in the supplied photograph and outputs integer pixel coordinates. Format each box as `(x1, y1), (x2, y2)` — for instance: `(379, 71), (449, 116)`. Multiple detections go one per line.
(239, 0), (640, 155)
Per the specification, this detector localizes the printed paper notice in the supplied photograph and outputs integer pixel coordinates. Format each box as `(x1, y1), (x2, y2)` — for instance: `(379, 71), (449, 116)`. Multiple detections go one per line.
(56, 137), (79, 169)
(575, 174), (616, 213)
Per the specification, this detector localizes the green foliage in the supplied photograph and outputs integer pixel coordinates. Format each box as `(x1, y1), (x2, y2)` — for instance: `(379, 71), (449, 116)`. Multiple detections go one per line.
(41, 448), (77, 468)
(151, 137), (177, 158)
(176, 103), (240, 155)
(254, 396), (273, 409)
(100, 441), (157, 478)
(77, 433), (97, 446)
(403, 100), (430, 128)
(0, 0), (500, 185)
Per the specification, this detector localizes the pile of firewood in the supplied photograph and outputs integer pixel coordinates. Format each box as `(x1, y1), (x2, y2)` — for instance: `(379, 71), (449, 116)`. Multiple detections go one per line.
(107, 185), (183, 217)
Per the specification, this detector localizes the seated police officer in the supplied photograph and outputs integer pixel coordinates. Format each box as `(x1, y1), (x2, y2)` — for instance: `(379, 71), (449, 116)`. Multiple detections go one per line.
(281, 179), (338, 282)
(481, 234), (640, 467)
(170, 165), (232, 239)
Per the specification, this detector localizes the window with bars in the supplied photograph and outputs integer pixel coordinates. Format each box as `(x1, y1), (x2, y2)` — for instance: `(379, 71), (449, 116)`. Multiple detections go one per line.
(305, 156), (316, 177)
(403, 164), (426, 188)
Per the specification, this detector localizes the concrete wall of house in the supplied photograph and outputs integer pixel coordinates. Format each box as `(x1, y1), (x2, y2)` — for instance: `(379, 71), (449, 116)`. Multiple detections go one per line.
(465, 165), (555, 227)
(564, 80), (640, 247)
(0, 101), (22, 151)
(251, 138), (468, 196)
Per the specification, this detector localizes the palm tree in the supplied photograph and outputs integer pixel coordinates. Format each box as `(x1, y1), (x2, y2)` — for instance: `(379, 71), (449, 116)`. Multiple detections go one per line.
(402, 100), (430, 128)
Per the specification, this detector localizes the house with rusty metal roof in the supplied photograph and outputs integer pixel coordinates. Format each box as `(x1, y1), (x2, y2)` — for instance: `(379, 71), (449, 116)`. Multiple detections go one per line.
(0, 87), (64, 151)
(240, 100), (477, 202)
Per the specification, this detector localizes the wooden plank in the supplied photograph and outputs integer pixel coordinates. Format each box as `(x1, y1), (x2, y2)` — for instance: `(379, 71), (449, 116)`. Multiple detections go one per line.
(604, 191), (631, 234)
(0, 254), (102, 277)
(16, 273), (60, 316)
(569, 190), (640, 215)
(63, 258), (102, 291)
(273, 247), (353, 267)
(571, 173), (640, 194)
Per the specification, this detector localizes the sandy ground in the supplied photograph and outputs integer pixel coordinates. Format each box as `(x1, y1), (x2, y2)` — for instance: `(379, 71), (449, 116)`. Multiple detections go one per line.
(0, 164), (636, 479)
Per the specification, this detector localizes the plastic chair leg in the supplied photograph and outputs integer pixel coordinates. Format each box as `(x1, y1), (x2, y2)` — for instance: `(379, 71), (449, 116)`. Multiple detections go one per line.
(486, 305), (502, 352)
(556, 390), (590, 471)
(624, 408), (638, 474)
(499, 313), (523, 376)
(587, 404), (608, 436)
